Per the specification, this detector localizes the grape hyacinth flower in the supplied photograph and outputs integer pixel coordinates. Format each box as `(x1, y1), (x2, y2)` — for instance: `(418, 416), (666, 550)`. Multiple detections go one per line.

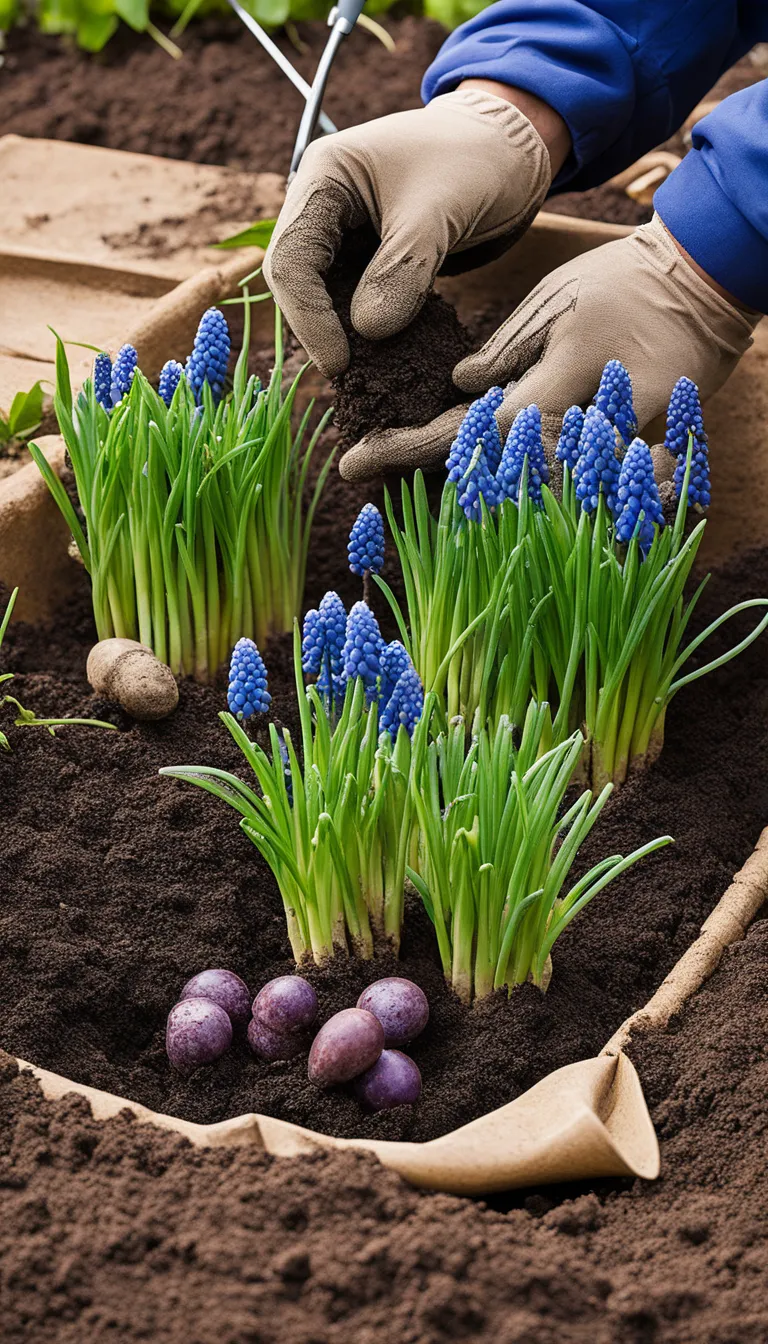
(380, 664), (424, 740)
(555, 405), (585, 472)
(665, 376), (711, 510)
(301, 608), (324, 676)
(594, 359), (637, 445)
(380, 640), (412, 705)
(316, 590), (347, 706)
(664, 376), (706, 457)
(456, 441), (500, 522)
(227, 637), (271, 720)
(185, 308), (231, 405)
(343, 601), (384, 703)
(348, 504), (385, 578)
(495, 405), (550, 506)
(615, 438), (665, 552)
(573, 406), (621, 517)
(158, 360), (184, 407)
(93, 352), (113, 411)
(446, 387), (504, 519)
(110, 344), (138, 406)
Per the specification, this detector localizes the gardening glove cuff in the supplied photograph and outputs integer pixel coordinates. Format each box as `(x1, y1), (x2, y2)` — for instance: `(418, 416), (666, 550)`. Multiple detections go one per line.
(338, 213), (760, 482)
(263, 91), (551, 377)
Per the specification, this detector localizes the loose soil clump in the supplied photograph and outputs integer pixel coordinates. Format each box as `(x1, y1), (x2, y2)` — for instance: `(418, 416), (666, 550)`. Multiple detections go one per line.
(328, 228), (473, 445)
(3, 532), (768, 1142)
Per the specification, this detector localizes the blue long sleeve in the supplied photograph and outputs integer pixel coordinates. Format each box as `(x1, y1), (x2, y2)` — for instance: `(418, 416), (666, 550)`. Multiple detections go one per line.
(423, 1), (768, 311)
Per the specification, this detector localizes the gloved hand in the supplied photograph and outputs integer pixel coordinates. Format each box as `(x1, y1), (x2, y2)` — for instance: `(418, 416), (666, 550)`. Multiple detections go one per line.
(263, 89), (551, 379)
(338, 213), (760, 482)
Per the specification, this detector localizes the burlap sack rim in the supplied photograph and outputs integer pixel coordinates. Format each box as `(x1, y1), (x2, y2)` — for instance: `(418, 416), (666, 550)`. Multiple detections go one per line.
(13, 826), (768, 1194)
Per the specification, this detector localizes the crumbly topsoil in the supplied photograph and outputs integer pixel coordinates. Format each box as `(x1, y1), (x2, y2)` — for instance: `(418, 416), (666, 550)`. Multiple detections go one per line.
(0, 17), (647, 227)
(3, 520), (768, 1142)
(327, 228), (473, 445)
(1, 908), (766, 1344)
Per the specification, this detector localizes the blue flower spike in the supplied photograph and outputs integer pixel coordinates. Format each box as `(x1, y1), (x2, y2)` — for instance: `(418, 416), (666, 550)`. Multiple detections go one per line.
(665, 377), (711, 510)
(615, 438), (665, 553)
(380, 663), (425, 740)
(110, 344), (138, 406)
(456, 441), (499, 522)
(158, 360), (184, 407)
(342, 601), (385, 702)
(380, 640), (412, 705)
(594, 359), (637, 445)
(316, 591), (347, 705)
(185, 308), (231, 405)
(93, 352), (113, 411)
(573, 406), (621, 518)
(301, 608), (325, 676)
(227, 637), (271, 720)
(495, 405), (550, 506)
(348, 504), (385, 577)
(446, 387), (504, 477)
(556, 405), (585, 472)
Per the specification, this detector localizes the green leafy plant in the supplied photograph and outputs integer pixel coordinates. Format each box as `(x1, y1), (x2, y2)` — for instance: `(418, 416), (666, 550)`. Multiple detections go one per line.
(379, 376), (768, 789)
(213, 219), (277, 251)
(2, 0), (182, 52)
(407, 696), (672, 1003)
(0, 382), (44, 449)
(160, 625), (416, 964)
(0, 587), (116, 750)
(30, 303), (334, 682)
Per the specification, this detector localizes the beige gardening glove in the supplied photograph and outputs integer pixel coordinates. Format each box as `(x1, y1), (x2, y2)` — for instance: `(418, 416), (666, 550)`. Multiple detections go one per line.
(338, 213), (761, 482)
(263, 89), (551, 378)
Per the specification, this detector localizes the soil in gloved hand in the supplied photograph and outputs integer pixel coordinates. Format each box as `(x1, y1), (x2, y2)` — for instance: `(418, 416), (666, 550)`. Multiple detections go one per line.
(327, 227), (473, 447)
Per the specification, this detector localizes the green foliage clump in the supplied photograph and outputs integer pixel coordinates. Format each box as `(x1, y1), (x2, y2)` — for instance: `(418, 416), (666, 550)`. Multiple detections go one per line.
(31, 305), (333, 682)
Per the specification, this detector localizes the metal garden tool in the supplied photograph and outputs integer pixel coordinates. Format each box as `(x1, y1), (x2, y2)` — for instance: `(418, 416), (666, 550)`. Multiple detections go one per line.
(223, 0), (367, 176)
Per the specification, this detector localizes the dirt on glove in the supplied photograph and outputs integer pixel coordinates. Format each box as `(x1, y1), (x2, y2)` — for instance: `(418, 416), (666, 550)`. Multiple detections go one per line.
(327, 227), (473, 447)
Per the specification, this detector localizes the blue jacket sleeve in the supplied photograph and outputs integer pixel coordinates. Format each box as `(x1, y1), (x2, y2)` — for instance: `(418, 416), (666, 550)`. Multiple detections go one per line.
(422, 1), (768, 310)
(654, 84), (768, 313)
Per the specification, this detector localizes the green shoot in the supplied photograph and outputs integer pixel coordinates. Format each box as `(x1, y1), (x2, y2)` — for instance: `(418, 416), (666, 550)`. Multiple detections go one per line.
(30, 305), (334, 682)
(407, 695), (672, 1003)
(160, 625), (416, 964)
(382, 461), (768, 789)
(0, 587), (116, 750)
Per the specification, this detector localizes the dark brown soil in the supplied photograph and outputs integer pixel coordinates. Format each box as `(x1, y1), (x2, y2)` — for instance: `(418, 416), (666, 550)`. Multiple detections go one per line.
(1, 906), (766, 1343)
(0, 16), (693, 229)
(3, 494), (768, 1143)
(328, 227), (473, 445)
(0, 17), (444, 175)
